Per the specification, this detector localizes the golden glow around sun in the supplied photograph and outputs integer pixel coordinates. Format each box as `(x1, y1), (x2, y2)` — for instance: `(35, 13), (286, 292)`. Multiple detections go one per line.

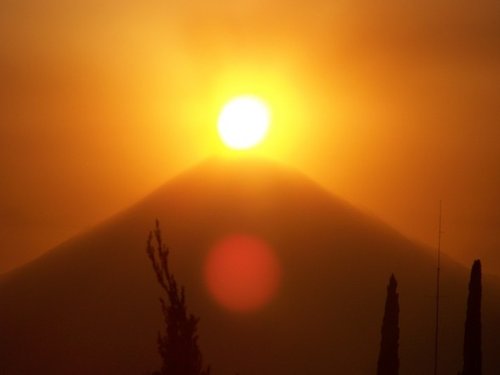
(217, 96), (271, 150)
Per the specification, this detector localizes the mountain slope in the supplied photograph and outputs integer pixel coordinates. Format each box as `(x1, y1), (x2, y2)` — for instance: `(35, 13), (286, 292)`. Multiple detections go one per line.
(1, 157), (499, 374)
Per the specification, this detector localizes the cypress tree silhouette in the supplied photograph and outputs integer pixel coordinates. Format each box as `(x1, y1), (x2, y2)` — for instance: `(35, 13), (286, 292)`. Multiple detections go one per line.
(376, 274), (400, 375)
(461, 259), (482, 375)
(146, 220), (210, 375)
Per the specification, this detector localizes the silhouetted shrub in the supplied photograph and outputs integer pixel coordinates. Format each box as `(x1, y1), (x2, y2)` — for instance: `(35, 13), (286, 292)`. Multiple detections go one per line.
(146, 220), (210, 375)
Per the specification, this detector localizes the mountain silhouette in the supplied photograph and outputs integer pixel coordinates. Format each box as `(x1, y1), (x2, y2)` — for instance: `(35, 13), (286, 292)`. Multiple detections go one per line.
(1, 157), (499, 374)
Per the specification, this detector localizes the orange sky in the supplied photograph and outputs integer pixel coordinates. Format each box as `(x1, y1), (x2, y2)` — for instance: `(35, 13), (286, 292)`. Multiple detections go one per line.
(1, 0), (499, 274)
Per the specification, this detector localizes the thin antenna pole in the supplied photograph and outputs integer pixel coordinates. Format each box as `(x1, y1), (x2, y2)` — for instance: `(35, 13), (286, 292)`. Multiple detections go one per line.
(433, 201), (443, 375)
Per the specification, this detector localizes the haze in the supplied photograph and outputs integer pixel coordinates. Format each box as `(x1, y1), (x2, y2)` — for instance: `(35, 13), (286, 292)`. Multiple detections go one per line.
(1, 0), (499, 274)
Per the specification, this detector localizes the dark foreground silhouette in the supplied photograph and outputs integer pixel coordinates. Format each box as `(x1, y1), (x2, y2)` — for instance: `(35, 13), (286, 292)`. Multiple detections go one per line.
(377, 274), (400, 375)
(460, 260), (482, 375)
(146, 220), (210, 375)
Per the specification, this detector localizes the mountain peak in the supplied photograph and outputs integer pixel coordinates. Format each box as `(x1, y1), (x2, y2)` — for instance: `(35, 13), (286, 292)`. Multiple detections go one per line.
(1, 157), (500, 375)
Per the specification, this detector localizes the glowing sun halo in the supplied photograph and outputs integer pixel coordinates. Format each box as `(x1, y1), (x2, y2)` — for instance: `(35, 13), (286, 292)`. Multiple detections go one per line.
(217, 96), (270, 150)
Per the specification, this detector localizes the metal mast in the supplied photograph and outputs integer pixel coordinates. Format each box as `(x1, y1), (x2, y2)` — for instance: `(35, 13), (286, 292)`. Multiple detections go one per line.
(433, 201), (443, 375)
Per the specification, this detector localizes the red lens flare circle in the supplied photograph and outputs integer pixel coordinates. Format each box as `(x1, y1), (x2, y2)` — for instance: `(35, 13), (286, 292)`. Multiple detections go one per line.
(205, 234), (282, 313)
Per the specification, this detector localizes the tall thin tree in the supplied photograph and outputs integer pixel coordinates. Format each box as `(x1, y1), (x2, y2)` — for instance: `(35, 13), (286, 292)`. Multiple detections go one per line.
(377, 274), (400, 375)
(461, 259), (482, 375)
(146, 220), (210, 375)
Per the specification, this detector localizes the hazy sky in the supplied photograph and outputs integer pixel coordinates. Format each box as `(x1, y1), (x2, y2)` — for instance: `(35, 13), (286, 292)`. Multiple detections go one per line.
(1, 0), (499, 273)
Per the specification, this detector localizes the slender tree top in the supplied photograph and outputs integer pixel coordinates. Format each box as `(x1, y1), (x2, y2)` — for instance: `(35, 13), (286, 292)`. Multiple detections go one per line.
(470, 260), (481, 284)
(462, 259), (482, 375)
(377, 273), (400, 375)
(389, 274), (397, 291)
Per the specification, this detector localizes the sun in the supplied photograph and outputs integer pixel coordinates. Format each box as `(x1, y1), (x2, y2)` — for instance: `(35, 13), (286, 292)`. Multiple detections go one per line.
(217, 95), (271, 150)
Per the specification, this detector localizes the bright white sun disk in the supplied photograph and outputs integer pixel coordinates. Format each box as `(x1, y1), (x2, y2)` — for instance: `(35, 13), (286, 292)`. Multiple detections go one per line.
(217, 96), (270, 150)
